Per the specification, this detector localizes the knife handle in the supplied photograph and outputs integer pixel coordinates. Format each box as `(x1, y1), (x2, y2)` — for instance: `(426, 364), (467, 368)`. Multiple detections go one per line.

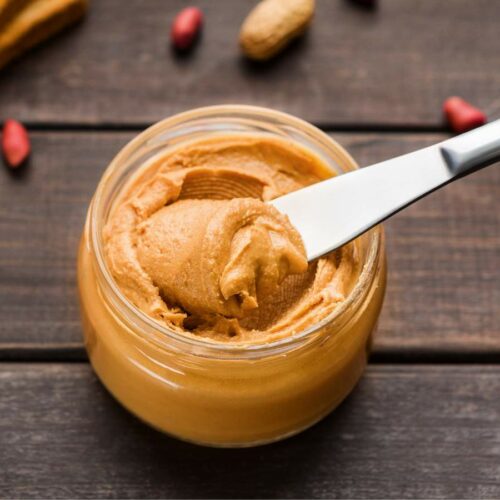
(440, 119), (500, 176)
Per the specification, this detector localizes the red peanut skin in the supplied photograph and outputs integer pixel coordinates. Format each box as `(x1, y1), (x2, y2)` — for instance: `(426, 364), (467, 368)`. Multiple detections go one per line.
(171, 7), (203, 50)
(443, 97), (486, 134)
(2, 119), (30, 168)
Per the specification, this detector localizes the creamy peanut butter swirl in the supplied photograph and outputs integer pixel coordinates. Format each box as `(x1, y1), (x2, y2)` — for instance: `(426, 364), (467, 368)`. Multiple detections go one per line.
(104, 135), (360, 343)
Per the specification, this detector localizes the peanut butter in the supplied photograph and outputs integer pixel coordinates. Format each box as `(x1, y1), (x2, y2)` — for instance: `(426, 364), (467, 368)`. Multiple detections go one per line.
(103, 134), (360, 343)
(79, 108), (387, 446)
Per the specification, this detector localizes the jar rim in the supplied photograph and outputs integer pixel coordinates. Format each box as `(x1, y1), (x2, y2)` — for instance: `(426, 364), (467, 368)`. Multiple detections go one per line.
(89, 105), (383, 358)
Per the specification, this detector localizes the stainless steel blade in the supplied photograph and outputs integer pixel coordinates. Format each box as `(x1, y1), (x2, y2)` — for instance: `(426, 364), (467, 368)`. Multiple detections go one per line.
(270, 120), (500, 261)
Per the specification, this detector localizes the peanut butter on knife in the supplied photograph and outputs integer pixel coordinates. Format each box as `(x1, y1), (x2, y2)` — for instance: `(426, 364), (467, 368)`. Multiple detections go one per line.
(0, 0), (87, 70)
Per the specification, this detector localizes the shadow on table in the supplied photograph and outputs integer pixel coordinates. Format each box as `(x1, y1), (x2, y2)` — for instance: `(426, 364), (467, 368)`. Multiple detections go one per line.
(90, 376), (361, 499)
(237, 33), (311, 78)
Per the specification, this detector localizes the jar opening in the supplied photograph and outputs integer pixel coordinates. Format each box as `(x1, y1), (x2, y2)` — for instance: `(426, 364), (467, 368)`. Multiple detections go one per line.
(89, 105), (382, 359)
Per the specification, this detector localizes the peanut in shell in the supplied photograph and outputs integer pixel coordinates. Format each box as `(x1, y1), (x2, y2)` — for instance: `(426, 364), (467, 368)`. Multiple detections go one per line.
(239, 0), (315, 61)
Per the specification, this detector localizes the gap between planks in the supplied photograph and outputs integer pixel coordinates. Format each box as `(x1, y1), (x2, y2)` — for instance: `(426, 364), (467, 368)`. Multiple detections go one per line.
(1, 344), (500, 364)
(21, 122), (450, 135)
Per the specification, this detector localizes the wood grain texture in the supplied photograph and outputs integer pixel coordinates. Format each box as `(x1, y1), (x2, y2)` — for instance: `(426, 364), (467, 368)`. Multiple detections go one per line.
(0, 131), (498, 354)
(0, 0), (499, 126)
(1, 363), (500, 498)
(344, 134), (500, 357)
(0, 132), (130, 347)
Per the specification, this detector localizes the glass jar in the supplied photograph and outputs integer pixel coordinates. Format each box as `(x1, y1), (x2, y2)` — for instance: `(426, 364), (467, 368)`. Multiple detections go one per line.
(78, 105), (386, 447)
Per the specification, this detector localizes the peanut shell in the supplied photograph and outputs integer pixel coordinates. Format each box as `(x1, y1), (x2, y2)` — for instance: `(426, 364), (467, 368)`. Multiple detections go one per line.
(0, 0), (88, 70)
(239, 0), (315, 61)
(0, 0), (31, 29)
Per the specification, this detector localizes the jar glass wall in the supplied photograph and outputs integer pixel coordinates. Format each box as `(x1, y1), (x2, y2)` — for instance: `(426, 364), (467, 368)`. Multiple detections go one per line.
(78, 105), (386, 447)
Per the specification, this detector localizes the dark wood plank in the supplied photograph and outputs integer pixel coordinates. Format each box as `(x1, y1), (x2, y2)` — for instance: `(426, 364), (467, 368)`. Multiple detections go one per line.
(0, 0), (499, 127)
(1, 363), (500, 498)
(0, 131), (498, 355)
(0, 132), (131, 346)
(345, 134), (500, 357)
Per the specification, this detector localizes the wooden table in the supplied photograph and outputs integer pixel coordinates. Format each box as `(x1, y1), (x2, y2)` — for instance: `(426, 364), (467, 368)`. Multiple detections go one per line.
(0, 1), (499, 498)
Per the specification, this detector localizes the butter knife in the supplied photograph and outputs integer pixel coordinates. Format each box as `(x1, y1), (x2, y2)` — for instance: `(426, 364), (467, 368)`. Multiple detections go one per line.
(271, 120), (500, 261)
